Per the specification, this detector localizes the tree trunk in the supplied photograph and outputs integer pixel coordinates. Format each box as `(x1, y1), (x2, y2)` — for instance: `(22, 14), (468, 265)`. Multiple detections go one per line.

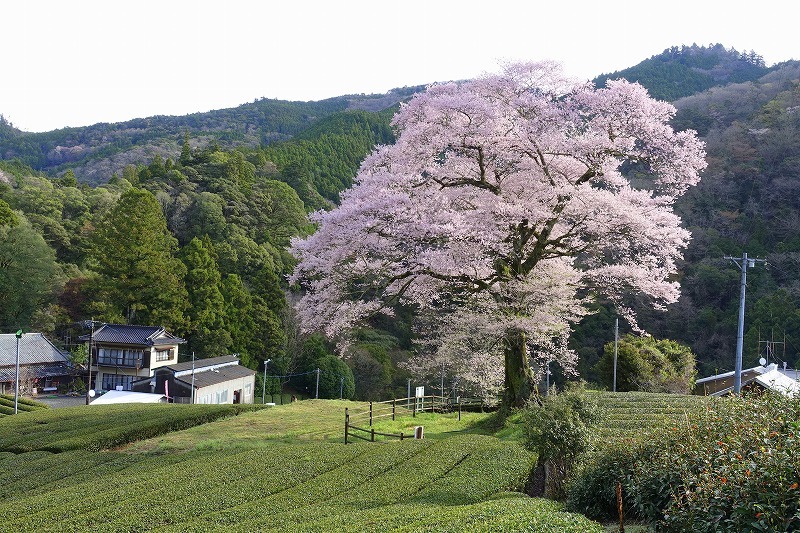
(503, 329), (535, 408)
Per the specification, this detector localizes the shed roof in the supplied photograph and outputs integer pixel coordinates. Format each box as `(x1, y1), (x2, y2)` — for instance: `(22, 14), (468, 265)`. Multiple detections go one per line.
(165, 355), (241, 374)
(175, 364), (255, 389)
(79, 324), (185, 346)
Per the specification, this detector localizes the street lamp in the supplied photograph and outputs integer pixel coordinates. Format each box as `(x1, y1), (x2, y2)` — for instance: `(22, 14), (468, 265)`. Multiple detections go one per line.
(262, 359), (271, 404)
(14, 329), (22, 414)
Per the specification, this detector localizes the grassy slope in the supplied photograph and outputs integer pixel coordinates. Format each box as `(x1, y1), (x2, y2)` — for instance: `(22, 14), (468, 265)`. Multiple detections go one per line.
(0, 399), (602, 532)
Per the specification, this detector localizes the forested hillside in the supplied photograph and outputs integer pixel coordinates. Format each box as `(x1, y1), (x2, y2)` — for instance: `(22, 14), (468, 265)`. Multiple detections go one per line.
(1, 44), (799, 398)
(0, 86), (419, 186)
(593, 43), (771, 101)
(577, 58), (800, 380)
(0, 105), (400, 397)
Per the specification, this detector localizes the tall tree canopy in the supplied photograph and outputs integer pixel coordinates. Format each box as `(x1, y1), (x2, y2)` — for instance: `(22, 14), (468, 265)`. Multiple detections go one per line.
(0, 216), (62, 329)
(290, 62), (706, 407)
(87, 187), (188, 330)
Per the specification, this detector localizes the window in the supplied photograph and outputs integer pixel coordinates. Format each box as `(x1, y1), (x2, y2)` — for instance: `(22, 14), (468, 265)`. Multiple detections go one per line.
(102, 374), (134, 391)
(97, 348), (144, 367)
(155, 349), (173, 362)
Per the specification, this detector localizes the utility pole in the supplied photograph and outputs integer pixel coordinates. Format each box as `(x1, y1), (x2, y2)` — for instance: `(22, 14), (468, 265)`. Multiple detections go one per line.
(725, 252), (766, 395)
(14, 329), (22, 414)
(315, 368), (320, 399)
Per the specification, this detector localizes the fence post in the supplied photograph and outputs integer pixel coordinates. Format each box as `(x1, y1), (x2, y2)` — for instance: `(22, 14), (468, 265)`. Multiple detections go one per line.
(458, 396), (461, 421)
(371, 428), (375, 442)
(344, 408), (349, 445)
(412, 396), (416, 417)
(392, 398), (396, 421)
(400, 431), (404, 441)
(369, 401), (373, 426)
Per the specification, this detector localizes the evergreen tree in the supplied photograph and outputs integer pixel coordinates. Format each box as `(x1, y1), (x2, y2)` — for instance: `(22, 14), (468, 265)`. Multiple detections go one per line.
(247, 262), (287, 370)
(179, 235), (230, 359)
(88, 188), (188, 330)
(220, 273), (257, 366)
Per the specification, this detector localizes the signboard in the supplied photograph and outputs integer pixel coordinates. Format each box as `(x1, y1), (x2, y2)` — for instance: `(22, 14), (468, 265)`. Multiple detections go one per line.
(415, 386), (425, 398)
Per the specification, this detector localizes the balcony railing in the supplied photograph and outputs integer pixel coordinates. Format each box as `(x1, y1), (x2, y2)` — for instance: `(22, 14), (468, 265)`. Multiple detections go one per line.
(96, 355), (144, 368)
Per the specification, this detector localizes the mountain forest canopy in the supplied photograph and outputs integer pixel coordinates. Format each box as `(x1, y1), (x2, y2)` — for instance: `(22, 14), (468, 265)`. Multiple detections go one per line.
(0, 44), (799, 401)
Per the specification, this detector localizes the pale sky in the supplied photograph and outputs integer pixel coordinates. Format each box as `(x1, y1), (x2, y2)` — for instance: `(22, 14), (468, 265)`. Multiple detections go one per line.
(2, 0), (798, 132)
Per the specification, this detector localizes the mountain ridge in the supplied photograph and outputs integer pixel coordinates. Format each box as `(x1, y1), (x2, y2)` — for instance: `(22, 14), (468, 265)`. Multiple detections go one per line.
(0, 44), (784, 184)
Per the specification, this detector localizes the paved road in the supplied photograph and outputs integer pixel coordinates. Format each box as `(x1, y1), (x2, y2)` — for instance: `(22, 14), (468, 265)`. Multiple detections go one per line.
(33, 395), (89, 408)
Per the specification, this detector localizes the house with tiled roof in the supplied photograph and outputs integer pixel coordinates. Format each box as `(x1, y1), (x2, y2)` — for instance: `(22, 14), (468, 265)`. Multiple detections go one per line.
(79, 324), (185, 393)
(131, 355), (256, 404)
(0, 333), (72, 394)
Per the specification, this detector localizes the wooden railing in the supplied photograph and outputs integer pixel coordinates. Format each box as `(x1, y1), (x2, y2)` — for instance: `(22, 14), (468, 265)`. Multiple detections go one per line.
(344, 395), (485, 444)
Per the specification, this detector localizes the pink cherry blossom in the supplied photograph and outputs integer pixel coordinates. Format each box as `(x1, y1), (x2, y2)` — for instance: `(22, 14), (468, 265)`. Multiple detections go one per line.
(290, 61), (706, 406)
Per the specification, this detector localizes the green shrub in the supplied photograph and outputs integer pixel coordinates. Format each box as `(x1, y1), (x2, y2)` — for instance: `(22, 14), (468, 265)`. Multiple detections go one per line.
(522, 384), (603, 500)
(568, 391), (800, 531)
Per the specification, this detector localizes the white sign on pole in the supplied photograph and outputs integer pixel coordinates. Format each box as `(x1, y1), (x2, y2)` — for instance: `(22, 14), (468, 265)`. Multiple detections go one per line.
(415, 386), (425, 398)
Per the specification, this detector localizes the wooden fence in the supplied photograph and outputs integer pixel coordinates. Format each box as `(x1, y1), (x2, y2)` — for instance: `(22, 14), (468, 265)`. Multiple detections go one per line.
(344, 395), (484, 444)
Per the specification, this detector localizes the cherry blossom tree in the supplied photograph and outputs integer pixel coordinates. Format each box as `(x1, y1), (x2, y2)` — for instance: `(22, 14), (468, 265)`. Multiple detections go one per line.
(290, 61), (706, 408)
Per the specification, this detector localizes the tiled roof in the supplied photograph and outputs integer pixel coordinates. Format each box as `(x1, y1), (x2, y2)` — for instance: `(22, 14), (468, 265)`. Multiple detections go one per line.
(78, 324), (185, 346)
(0, 333), (70, 367)
(174, 364), (255, 389)
(0, 362), (72, 382)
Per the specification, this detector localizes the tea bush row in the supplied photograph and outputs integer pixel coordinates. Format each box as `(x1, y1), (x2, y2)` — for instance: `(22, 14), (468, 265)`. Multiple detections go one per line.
(165, 441), (432, 530)
(0, 395), (49, 416)
(3, 443), (364, 531)
(226, 436), (528, 531)
(0, 404), (261, 452)
(81, 444), (367, 531)
(568, 391), (800, 532)
(0, 450), (121, 498)
(242, 495), (603, 532)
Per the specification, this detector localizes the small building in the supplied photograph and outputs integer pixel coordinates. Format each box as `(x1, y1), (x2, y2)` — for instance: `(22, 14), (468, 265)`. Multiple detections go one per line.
(0, 333), (72, 394)
(694, 363), (800, 397)
(80, 324), (185, 392)
(131, 355), (256, 404)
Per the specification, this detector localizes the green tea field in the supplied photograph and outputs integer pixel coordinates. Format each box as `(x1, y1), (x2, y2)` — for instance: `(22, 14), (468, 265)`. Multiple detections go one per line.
(0, 400), (602, 532)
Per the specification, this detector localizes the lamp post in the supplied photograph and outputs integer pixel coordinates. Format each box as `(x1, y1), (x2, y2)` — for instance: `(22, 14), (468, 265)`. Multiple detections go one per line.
(85, 319), (95, 405)
(14, 329), (22, 414)
(262, 359), (271, 404)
